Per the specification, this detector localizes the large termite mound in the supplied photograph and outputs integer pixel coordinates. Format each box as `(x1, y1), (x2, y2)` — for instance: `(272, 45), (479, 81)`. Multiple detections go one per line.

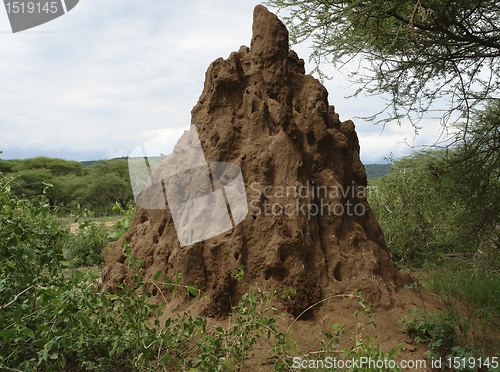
(102, 5), (428, 323)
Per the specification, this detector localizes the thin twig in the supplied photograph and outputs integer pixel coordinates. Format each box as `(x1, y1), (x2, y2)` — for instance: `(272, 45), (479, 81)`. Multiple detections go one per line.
(0, 286), (34, 311)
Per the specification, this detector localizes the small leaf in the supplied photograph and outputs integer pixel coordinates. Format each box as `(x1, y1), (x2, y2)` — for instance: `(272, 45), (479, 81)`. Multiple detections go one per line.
(60, 261), (73, 268)
(321, 330), (333, 339)
(37, 325), (51, 332)
(175, 272), (182, 284)
(153, 270), (162, 281)
(74, 270), (84, 282)
(20, 327), (34, 339)
(101, 294), (109, 307)
(188, 286), (198, 297)
(107, 231), (122, 240)
(132, 256), (144, 267)
(6, 237), (17, 247)
(122, 238), (128, 252)
(24, 248), (36, 259)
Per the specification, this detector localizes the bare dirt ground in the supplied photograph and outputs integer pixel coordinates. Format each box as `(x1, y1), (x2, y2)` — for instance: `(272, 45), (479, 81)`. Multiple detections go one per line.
(68, 221), (117, 233)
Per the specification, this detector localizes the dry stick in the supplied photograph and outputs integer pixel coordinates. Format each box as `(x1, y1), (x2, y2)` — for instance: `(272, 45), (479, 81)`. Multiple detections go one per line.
(0, 286), (34, 311)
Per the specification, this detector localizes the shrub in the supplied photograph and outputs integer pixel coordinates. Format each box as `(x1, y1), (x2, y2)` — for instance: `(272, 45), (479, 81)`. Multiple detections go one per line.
(65, 220), (110, 267)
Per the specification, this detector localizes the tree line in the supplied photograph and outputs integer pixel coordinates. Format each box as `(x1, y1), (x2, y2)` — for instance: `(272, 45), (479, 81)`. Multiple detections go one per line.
(0, 157), (134, 215)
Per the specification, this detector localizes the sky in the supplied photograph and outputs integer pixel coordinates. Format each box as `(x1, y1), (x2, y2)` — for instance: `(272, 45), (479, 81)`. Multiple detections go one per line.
(0, 0), (450, 164)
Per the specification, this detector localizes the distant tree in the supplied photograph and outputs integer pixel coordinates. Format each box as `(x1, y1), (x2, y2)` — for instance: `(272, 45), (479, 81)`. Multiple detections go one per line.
(266, 0), (500, 128)
(12, 157), (83, 177)
(81, 160), (133, 213)
(9, 168), (53, 199)
(1, 157), (134, 215)
(6, 158), (84, 207)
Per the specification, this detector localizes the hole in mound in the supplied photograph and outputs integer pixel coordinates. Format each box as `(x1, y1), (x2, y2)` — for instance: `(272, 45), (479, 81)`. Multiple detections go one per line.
(264, 270), (272, 280)
(159, 219), (167, 236)
(152, 288), (158, 296)
(307, 132), (316, 147)
(279, 250), (286, 263)
(333, 262), (342, 281)
(139, 214), (148, 224)
(234, 252), (239, 260)
(274, 267), (287, 281)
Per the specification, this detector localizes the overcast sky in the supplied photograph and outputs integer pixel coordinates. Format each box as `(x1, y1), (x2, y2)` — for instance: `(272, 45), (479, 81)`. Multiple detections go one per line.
(0, 0), (449, 164)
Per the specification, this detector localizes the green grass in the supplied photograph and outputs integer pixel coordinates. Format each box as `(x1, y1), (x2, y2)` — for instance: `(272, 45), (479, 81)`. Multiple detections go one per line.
(419, 261), (500, 357)
(423, 263), (500, 315)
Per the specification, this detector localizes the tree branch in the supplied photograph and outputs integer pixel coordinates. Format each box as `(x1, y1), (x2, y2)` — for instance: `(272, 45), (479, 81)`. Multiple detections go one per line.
(390, 10), (500, 50)
(0, 286), (34, 311)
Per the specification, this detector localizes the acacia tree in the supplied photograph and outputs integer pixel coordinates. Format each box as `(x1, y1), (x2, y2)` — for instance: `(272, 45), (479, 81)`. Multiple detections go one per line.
(452, 101), (500, 268)
(266, 0), (500, 128)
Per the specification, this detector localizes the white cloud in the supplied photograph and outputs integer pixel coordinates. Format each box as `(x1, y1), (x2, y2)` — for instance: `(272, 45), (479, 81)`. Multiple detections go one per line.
(0, 0), (450, 164)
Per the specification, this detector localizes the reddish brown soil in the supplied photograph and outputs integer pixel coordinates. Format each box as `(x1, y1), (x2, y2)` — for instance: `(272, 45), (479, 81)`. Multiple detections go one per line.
(100, 5), (498, 370)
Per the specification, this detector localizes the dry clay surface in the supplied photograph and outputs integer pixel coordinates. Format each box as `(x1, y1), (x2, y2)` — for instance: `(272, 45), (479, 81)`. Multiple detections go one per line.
(100, 5), (466, 370)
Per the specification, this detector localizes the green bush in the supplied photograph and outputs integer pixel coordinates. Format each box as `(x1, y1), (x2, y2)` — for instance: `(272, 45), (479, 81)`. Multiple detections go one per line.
(64, 220), (110, 267)
(368, 151), (461, 268)
(399, 308), (499, 371)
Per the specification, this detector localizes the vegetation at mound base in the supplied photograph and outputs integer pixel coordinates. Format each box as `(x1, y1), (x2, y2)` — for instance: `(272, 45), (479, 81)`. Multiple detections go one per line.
(0, 168), (404, 371)
(1, 131), (500, 370)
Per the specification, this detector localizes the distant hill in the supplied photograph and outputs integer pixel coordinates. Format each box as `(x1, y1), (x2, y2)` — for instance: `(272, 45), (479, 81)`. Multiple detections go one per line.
(81, 156), (129, 168)
(365, 164), (391, 180)
(81, 155), (166, 168)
